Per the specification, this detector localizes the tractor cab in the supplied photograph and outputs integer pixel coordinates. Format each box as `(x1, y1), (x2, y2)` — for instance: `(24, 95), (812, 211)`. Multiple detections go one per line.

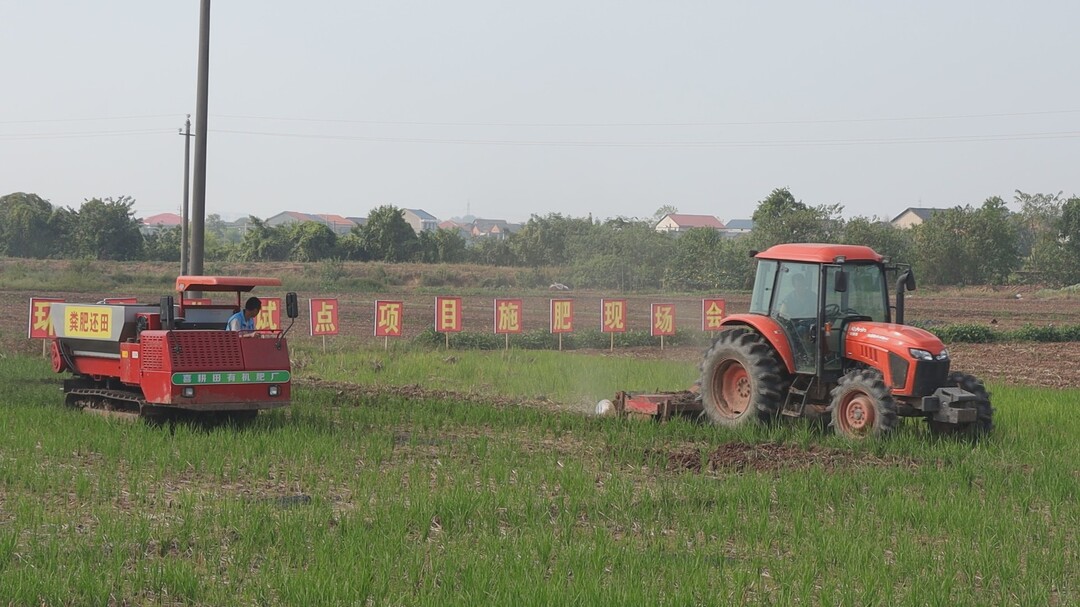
(750, 244), (890, 377)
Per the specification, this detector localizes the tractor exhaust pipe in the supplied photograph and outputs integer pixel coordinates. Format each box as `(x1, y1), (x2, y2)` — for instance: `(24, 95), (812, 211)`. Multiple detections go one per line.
(895, 269), (916, 325)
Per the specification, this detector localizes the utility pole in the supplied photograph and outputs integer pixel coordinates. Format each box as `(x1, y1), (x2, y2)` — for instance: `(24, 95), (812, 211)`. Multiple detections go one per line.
(179, 115), (192, 275)
(190, 0), (211, 278)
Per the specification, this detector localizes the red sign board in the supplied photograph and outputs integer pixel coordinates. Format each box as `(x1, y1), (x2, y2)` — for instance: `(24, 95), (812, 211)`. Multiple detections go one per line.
(309, 298), (339, 336)
(601, 299), (627, 333)
(103, 297), (138, 304)
(550, 299), (574, 334)
(28, 297), (63, 339)
(702, 298), (726, 331)
(435, 296), (463, 333)
(651, 303), (676, 337)
(493, 299), (523, 334)
(256, 298), (282, 331)
(375, 300), (404, 337)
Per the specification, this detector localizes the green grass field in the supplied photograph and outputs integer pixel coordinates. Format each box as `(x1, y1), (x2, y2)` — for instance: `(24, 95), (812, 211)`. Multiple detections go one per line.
(0, 352), (1076, 606)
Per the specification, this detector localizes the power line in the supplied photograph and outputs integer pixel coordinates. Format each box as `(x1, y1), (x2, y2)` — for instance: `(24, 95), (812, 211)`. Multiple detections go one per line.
(3, 125), (1079, 147)
(0, 114), (178, 125)
(3, 108), (1079, 130)
(209, 127), (1080, 148)
(213, 108), (1080, 128)
(0, 128), (173, 141)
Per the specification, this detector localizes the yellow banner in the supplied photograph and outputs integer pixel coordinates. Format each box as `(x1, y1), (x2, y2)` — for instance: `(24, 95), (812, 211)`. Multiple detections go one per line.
(63, 305), (117, 339)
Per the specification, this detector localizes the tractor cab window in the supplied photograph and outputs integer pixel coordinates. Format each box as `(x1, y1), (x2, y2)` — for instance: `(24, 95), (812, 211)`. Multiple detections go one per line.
(771, 262), (820, 374)
(773, 263), (819, 320)
(824, 264), (888, 323)
(749, 260), (777, 315)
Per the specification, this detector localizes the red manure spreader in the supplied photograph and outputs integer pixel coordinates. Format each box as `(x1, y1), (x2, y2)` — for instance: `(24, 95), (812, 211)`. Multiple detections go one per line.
(610, 243), (993, 438)
(49, 276), (299, 420)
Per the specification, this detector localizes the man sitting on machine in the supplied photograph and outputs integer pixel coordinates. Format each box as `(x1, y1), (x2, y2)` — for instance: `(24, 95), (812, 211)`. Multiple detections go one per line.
(226, 297), (262, 336)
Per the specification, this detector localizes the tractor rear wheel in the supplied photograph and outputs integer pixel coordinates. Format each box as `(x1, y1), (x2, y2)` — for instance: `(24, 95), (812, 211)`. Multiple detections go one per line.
(828, 369), (898, 438)
(699, 328), (787, 427)
(928, 372), (994, 437)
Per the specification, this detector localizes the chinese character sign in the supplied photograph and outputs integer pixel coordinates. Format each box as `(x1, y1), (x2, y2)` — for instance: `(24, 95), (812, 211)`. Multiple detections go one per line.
(28, 298), (63, 339)
(435, 296), (462, 333)
(494, 299), (523, 334)
(375, 300), (404, 337)
(601, 299), (627, 333)
(62, 305), (116, 340)
(702, 298), (726, 331)
(550, 299), (574, 334)
(309, 298), (339, 336)
(256, 298), (282, 331)
(651, 303), (676, 337)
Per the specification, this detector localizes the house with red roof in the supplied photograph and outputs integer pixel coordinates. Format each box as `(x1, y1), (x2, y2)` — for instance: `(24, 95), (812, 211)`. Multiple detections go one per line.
(654, 213), (726, 234)
(139, 212), (183, 235)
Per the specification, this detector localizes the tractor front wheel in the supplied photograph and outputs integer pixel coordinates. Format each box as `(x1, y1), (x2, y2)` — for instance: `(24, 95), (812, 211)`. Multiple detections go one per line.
(828, 369), (898, 439)
(927, 372), (994, 437)
(699, 328), (787, 427)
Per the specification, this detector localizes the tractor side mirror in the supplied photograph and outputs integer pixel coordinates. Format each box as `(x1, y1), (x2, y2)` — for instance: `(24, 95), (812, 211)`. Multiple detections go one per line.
(834, 270), (848, 293)
(285, 292), (299, 319)
(902, 269), (916, 291)
(160, 295), (175, 330)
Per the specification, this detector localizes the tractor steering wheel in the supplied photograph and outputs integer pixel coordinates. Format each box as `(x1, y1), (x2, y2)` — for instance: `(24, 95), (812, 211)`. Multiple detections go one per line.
(824, 303), (841, 320)
(825, 303), (861, 321)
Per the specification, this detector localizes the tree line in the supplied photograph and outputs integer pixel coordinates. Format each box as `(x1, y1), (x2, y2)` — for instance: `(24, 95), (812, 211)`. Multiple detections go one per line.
(2, 189), (1078, 289)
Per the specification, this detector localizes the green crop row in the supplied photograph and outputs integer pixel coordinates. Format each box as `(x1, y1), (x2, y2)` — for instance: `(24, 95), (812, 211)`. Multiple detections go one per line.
(915, 322), (1080, 343)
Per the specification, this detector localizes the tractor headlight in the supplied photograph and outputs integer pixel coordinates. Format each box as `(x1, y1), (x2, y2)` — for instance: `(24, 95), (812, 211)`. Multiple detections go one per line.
(936, 349), (950, 361)
(269, 385), (280, 397)
(909, 348), (934, 361)
(181, 387), (195, 398)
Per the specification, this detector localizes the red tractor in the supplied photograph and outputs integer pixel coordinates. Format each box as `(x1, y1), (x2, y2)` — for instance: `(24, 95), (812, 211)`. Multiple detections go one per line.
(49, 276), (299, 420)
(699, 243), (992, 437)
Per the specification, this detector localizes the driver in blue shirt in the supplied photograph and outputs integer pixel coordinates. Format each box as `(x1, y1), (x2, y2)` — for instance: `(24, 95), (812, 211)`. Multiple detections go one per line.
(226, 297), (261, 334)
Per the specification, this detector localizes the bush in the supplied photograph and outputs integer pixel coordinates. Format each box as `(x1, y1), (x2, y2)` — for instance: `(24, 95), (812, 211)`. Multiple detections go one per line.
(319, 258), (346, 289)
(932, 324), (998, 344)
(1009, 324), (1060, 342)
(928, 322), (1080, 343)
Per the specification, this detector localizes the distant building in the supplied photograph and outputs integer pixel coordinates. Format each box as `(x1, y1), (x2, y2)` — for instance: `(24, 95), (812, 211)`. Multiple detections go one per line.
(139, 212), (182, 235)
(720, 218), (754, 238)
(265, 211), (315, 228)
(890, 207), (943, 229)
(403, 209), (439, 233)
(311, 214), (358, 235)
(264, 211), (357, 235)
(438, 219), (473, 240)
(346, 216), (367, 230)
(470, 218), (521, 240)
(654, 213), (726, 234)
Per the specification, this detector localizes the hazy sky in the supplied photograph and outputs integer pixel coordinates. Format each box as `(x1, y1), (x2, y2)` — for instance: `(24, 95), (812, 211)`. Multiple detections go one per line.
(2, 1), (1078, 223)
